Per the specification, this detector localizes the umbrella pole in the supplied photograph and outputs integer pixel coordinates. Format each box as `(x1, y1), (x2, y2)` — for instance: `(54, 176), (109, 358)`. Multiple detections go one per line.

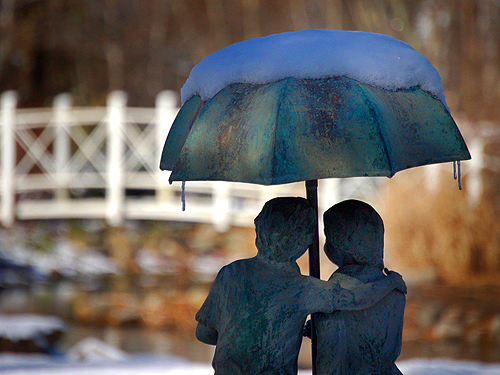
(306, 179), (320, 375)
(306, 179), (320, 279)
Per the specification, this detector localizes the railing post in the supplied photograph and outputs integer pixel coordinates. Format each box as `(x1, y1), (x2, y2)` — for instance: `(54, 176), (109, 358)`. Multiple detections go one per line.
(106, 91), (127, 226)
(54, 93), (72, 201)
(318, 178), (341, 248)
(155, 90), (179, 202)
(319, 178), (341, 213)
(212, 181), (231, 232)
(259, 185), (278, 212)
(1, 91), (17, 227)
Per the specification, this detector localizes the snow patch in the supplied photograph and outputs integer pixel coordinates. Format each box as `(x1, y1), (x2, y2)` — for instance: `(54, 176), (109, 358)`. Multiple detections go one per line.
(67, 337), (127, 362)
(181, 29), (446, 106)
(397, 358), (500, 375)
(0, 315), (66, 341)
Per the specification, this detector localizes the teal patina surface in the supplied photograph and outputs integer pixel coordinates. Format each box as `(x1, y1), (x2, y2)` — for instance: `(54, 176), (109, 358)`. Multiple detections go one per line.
(160, 76), (470, 185)
(194, 197), (406, 375)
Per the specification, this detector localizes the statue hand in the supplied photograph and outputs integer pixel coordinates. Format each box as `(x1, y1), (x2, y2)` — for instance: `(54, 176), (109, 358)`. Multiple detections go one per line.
(384, 268), (407, 294)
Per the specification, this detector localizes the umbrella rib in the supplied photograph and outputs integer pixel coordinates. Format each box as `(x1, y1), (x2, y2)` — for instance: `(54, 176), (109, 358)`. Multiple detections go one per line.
(270, 80), (289, 184)
(355, 82), (395, 176)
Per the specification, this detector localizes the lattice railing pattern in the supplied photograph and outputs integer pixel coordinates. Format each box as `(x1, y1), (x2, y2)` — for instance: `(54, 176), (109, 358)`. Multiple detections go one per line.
(0, 90), (392, 229)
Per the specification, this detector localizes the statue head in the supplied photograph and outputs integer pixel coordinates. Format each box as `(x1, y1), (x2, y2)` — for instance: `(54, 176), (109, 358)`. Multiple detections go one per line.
(254, 197), (316, 263)
(323, 199), (384, 269)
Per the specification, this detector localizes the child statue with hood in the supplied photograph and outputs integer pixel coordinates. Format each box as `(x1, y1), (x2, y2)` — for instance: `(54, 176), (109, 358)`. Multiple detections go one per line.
(314, 199), (406, 375)
(195, 197), (406, 375)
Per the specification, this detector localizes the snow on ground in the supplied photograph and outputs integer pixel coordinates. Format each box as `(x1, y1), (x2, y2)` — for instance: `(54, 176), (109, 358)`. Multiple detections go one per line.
(1, 353), (500, 375)
(0, 318), (499, 374)
(0, 336), (498, 375)
(397, 358), (500, 375)
(0, 315), (66, 341)
(181, 29), (446, 106)
(0, 241), (120, 282)
(0, 353), (213, 375)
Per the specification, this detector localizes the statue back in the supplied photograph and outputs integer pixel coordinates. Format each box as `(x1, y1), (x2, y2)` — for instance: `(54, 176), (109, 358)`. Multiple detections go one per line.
(315, 268), (405, 375)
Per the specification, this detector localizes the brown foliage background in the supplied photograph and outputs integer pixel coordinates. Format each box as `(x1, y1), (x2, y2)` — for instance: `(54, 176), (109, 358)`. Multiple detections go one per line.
(380, 166), (500, 284)
(2, 0), (500, 283)
(1, 0), (500, 121)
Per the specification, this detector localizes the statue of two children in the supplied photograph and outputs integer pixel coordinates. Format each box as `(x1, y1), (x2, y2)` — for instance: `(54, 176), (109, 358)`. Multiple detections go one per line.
(195, 197), (406, 375)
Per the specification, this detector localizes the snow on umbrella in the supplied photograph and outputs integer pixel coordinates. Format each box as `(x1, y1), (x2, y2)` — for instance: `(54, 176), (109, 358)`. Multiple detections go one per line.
(159, 29), (470, 371)
(161, 29), (470, 180)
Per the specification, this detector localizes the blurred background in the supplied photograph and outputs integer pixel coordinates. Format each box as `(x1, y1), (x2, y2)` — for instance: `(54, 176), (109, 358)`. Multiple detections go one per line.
(1, 0), (500, 371)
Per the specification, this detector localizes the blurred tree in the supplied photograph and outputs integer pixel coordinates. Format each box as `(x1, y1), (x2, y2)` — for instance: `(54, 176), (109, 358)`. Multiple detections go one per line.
(1, 0), (500, 283)
(0, 0), (499, 120)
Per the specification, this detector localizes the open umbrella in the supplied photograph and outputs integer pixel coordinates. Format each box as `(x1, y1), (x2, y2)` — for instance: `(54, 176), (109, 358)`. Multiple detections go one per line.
(159, 29), (470, 372)
(162, 76), (469, 185)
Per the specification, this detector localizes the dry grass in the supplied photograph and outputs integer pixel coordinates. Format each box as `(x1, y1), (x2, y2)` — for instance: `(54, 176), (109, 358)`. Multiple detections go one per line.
(379, 168), (500, 285)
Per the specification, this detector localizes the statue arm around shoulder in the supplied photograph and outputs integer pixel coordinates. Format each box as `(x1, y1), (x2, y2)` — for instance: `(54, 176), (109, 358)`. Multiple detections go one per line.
(384, 268), (407, 294)
(196, 323), (218, 345)
(330, 269), (406, 311)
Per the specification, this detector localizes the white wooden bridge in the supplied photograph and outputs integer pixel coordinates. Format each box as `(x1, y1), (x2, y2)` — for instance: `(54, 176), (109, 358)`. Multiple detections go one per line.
(0, 90), (494, 231)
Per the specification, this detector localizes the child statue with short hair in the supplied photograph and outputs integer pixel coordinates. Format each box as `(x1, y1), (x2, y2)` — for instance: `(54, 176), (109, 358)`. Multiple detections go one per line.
(195, 197), (405, 375)
(315, 199), (406, 375)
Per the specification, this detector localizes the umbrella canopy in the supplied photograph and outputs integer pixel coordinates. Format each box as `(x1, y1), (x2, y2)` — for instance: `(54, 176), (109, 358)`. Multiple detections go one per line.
(161, 76), (470, 184)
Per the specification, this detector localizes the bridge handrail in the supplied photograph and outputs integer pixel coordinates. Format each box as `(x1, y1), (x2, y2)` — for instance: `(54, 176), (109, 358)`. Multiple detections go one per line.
(0, 89), (448, 230)
(0, 90), (310, 230)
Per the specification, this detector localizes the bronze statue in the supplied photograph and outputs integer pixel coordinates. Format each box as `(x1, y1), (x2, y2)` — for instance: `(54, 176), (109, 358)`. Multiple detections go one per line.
(195, 197), (405, 375)
(314, 199), (406, 374)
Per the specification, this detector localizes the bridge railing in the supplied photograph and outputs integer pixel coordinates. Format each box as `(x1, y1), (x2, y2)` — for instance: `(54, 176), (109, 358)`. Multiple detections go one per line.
(2, 90), (440, 230)
(0, 90), (311, 230)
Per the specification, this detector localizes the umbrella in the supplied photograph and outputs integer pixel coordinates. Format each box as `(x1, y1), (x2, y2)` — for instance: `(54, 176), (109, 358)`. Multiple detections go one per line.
(159, 29), (471, 373)
(161, 76), (470, 185)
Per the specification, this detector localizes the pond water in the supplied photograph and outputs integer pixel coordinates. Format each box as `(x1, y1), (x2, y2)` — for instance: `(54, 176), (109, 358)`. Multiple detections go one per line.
(2, 277), (500, 368)
(59, 325), (214, 364)
(57, 324), (500, 368)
